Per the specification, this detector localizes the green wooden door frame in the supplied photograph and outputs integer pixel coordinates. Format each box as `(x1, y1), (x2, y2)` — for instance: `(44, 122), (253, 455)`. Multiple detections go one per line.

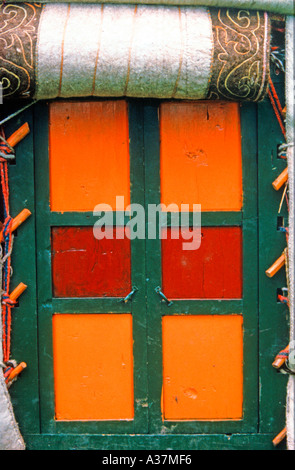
(5, 76), (288, 448)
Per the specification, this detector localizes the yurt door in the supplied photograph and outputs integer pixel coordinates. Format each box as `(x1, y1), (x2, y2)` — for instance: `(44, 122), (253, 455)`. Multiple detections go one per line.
(33, 98), (258, 435)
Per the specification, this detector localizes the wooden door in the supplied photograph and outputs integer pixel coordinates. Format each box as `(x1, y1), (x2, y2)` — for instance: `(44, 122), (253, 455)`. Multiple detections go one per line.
(6, 90), (288, 448)
(32, 98), (258, 435)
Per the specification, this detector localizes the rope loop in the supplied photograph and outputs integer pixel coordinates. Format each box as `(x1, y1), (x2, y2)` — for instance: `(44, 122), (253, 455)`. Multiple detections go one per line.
(2, 292), (17, 308)
(0, 133), (14, 154)
(0, 144), (11, 155)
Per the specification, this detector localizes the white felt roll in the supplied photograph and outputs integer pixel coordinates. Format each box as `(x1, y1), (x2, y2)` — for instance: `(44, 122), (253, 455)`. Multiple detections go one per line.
(35, 4), (213, 99)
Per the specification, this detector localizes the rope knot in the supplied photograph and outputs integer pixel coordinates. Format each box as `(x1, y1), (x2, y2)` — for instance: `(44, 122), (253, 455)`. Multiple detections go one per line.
(2, 292), (17, 308)
(0, 143), (11, 155)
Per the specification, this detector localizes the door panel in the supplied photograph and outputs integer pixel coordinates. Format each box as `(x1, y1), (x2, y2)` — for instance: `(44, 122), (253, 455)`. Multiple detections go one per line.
(51, 226), (131, 298)
(162, 315), (243, 420)
(162, 226), (243, 299)
(49, 101), (130, 212)
(53, 313), (134, 421)
(160, 102), (243, 212)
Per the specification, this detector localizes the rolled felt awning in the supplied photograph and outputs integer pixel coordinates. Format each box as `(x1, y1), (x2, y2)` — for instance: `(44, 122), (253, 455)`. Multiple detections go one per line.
(0, 3), (271, 101)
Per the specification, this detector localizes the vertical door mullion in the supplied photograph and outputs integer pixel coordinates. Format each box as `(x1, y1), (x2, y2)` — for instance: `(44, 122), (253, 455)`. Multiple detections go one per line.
(128, 101), (149, 433)
(143, 101), (164, 433)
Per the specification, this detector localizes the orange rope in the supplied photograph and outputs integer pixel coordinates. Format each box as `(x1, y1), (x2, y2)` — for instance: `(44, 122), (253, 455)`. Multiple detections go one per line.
(0, 129), (14, 364)
(268, 87), (286, 138)
(269, 76), (284, 116)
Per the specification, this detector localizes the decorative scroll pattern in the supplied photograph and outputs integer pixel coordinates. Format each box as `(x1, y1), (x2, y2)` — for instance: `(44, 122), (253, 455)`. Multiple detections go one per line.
(0, 3), (42, 98)
(208, 8), (271, 101)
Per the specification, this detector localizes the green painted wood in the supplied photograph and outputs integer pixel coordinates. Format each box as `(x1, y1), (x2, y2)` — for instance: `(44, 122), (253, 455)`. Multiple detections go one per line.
(34, 102), (56, 433)
(257, 70), (289, 434)
(52, 298), (133, 314)
(166, 211), (242, 227)
(23, 433), (285, 451)
(128, 101), (149, 433)
(240, 102), (259, 433)
(160, 299), (243, 315)
(4, 107), (40, 434)
(143, 102), (163, 435)
(50, 211), (130, 226)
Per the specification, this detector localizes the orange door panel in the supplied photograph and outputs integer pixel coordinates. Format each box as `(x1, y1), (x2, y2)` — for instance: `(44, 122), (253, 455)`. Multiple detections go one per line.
(162, 315), (243, 420)
(53, 314), (134, 421)
(160, 101), (242, 212)
(49, 100), (130, 212)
